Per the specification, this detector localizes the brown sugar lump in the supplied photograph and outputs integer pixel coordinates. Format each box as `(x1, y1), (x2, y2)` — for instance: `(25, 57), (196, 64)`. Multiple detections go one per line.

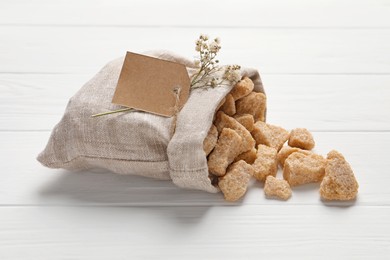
(283, 152), (326, 186)
(203, 124), (218, 156)
(320, 150), (359, 200)
(233, 114), (255, 132)
(251, 121), (289, 152)
(208, 128), (242, 176)
(277, 146), (311, 167)
(218, 160), (254, 202)
(235, 92), (267, 122)
(214, 111), (255, 153)
(219, 94), (236, 116)
(264, 176), (292, 200)
(234, 147), (257, 164)
(288, 128), (315, 150)
(252, 144), (278, 182)
(230, 77), (254, 101)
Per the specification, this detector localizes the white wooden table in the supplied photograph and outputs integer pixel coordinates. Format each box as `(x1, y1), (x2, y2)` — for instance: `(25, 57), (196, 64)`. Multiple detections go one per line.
(1, 0), (389, 259)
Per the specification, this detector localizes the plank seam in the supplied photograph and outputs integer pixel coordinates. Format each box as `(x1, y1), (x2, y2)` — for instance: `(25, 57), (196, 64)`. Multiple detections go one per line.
(1, 24), (390, 30)
(1, 130), (390, 133)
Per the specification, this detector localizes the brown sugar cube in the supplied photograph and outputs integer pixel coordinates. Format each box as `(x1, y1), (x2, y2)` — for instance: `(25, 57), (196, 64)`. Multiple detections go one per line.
(234, 147), (257, 164)
(264, 176), (292, 200)
(283, 152), (326, 186)
(208, 128), (242, 176)
(219, 94), (236, 116)
(230, 77), (254, 101)
(320, 150), (359, 200)
(233, 114), (255, 132)
(203, 124), (218, 156)
(218, 160), (254, 202)
(277, 146), (311, 167)
(214, 111), (255, 153)
(251, 121), (289, 152)
(252, 144), (278, 182)
(235, 92), (266, 122)
(288, 128), (315, 150)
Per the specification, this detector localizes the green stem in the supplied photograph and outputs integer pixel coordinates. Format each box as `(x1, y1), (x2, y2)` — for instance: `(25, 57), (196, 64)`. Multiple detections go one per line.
(191, 48), (210, 86)
(91, 107), (134, 117)
(191, 64), (221, 88)
(190, 67), (203, 86)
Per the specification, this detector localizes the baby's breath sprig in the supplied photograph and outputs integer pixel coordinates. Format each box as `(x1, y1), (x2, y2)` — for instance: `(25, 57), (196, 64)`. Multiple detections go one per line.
(190, 34), (241, 90)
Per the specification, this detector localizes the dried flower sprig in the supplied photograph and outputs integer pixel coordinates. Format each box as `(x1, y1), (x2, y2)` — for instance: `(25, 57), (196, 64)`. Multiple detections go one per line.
(190, 34), (241, 90)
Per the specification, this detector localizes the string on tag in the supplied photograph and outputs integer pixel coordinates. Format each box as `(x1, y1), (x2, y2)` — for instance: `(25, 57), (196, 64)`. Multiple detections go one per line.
(170, 87), (182, 137)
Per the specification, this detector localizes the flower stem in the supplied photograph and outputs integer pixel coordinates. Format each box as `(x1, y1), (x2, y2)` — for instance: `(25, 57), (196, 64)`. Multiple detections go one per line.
(91, 107), (134, 117)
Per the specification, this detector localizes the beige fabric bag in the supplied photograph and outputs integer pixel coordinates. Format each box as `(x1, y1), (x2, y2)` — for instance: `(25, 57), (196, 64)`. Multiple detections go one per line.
(37, 51), (264, 193)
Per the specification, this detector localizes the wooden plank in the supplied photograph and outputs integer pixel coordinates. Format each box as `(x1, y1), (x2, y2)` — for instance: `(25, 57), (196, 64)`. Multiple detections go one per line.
(0, 131), (387, 206)
(1, 0), (390, 28)
(0, 205), (389, 259)
(1, 27), (390, 74)
(1, 74), (389, 131)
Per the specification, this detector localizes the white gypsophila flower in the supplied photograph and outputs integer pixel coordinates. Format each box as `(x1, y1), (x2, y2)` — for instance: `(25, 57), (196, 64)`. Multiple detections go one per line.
(214, 37), (221, 44)
(210, 77), (218, 87)
(200, 34), (208, 41)
(209, 41), (221, 54)
(223, 65), (241, 83)
(224, 71), (232, 81)
(230, 70), (241, 83)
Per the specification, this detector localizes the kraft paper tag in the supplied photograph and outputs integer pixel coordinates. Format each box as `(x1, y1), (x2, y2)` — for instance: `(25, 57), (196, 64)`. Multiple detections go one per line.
(112, 52), (191, 117)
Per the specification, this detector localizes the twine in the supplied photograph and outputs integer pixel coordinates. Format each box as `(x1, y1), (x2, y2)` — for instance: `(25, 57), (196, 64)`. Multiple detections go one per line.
(170, 87), (182, 137)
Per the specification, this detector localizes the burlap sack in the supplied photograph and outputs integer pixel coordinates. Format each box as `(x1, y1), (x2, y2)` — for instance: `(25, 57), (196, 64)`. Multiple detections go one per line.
(37, 51), (264, 193)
